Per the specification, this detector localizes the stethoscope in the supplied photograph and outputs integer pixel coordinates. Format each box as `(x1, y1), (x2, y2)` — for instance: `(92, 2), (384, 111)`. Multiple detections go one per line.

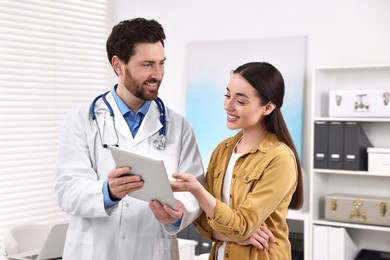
(90, 91), (167, 150)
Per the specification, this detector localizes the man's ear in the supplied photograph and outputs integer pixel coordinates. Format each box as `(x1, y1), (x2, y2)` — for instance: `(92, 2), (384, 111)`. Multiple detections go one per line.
(263, 101), (276, 115)
(111, 55), (123, 75)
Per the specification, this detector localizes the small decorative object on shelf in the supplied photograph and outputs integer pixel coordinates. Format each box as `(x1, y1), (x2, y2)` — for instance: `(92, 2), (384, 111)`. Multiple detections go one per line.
(325, 194), (390, 227)
(367, 147), (390, 174)
(329, 89), (390, 118)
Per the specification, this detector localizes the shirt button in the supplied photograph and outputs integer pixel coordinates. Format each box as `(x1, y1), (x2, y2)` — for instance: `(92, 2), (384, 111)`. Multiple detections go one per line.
(245, 176), (249, 181)
(229, 194), (232, 198)
(225, 253), (229, 257)
(122, 235), (126, 239)
(232, 174), (236, 178)
(125, 204), (129, 207)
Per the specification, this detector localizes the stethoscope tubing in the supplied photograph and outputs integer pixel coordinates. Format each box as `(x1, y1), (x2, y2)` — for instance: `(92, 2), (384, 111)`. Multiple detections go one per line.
(90, 91), (113, 119)
(89, 90), (167, 148)
(154, 96), (166, 136)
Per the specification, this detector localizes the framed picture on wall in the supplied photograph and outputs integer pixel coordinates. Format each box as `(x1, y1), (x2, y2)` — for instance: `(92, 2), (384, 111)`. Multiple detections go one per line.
(185, 36), (306, 165)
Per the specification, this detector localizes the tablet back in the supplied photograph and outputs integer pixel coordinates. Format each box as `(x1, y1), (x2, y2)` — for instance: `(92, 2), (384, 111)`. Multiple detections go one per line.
(108, 146), (177, 210)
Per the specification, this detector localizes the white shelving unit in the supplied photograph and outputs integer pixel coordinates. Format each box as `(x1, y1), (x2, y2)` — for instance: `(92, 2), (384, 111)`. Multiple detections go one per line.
(309, 65), (390, 259)
(287, 210), (310, 260)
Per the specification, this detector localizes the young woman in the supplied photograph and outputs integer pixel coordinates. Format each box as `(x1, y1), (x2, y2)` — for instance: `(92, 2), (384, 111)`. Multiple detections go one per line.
(171, 62), (303, 259)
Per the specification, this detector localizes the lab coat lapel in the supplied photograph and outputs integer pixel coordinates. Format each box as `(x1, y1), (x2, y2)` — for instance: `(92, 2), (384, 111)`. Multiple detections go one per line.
(104, 91), (133, 140)
(132, 101), (163, 146)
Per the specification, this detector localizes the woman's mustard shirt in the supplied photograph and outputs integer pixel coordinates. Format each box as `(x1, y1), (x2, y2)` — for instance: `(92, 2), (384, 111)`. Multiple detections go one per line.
(193, 132), (298, 260)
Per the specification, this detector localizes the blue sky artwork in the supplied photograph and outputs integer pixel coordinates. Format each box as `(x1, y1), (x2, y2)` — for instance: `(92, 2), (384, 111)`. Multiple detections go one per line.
(185, 36), (306, 165)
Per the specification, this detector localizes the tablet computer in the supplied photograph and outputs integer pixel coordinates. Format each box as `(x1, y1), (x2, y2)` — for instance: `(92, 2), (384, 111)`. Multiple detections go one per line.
(108, 146), (177, 210)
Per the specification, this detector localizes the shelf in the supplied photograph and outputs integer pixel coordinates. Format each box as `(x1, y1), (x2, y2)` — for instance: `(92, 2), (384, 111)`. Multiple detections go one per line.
(288, 210), (310, 260)
(314, 168), (390, 177)
(314, 64), (390, 71)
(287, 210), (309, 221)
(314, 117), (390, 123)
(313, 219), (390, 233)
(310, 65), (390, 259)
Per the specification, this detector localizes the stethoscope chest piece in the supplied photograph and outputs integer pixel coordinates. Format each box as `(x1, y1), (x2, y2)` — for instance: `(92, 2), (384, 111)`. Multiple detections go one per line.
(153, 134), (166, 150)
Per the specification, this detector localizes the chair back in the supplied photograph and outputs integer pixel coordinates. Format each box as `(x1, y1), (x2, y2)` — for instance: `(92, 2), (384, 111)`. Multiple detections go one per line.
(3, 223), (51, 255)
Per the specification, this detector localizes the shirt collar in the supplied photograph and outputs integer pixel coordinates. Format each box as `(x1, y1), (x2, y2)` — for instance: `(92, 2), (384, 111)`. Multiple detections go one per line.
(225, 131), (279, 153)
(112, 85), (151, 116)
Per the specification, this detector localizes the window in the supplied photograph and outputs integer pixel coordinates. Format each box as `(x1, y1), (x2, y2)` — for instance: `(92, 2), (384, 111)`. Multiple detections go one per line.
(0, 0), (110, 253)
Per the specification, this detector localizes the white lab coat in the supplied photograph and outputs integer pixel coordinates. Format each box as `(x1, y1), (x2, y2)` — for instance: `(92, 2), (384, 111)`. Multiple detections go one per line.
(54, 91), (204, 260)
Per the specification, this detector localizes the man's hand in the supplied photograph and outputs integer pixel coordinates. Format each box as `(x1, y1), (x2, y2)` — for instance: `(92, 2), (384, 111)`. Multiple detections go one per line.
(107, 167), (144, 200)
(149, 199), (184, 225)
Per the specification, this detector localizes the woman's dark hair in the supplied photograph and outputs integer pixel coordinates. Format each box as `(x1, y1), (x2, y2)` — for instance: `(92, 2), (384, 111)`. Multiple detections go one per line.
(106, 17), (166, 65)
(233, 62), (304, 210)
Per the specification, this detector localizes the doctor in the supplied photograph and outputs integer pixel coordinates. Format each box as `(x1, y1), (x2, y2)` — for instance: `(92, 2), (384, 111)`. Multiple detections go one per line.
(54, 18), (204, 260)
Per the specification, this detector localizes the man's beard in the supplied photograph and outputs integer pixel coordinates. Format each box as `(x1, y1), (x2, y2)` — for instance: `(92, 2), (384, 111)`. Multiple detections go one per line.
(123, 70), (160, 101)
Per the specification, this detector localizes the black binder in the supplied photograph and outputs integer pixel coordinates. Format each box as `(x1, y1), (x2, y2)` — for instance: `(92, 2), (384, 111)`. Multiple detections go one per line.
(328, 121), (344, 169)
(355, 249), (390, 259)
(314, 121), (329, 169)
(343, 122), (372, 171)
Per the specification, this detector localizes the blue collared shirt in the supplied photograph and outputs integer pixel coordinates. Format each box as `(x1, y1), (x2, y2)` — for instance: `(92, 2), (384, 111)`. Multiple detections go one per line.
(112, 86), (151, 137)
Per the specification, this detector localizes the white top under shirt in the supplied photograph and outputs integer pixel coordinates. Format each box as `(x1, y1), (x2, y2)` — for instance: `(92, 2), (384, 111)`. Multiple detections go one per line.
(217, 141), (242, 260)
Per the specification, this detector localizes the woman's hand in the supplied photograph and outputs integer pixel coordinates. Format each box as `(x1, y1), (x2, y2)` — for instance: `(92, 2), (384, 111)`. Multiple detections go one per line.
(213, 225), (276, 251)
(171, 173), (216, 218)
(237, 226), (276, 250)
(170, 173), (203, 193)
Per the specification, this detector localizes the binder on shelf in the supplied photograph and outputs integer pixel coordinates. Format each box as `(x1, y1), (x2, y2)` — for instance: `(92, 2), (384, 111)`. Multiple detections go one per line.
(328, 121), (344, 169)
(343, 122), (372, 171)
(313, 225), (328, 260)
(313, 225), (359, 260)
(355, 249), (390, 260)
(328, 226), (359, 260)
(314, 121), (329, 169)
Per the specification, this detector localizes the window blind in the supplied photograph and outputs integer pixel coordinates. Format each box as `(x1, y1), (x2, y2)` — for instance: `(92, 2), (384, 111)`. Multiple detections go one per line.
(0, 0), (110, 254)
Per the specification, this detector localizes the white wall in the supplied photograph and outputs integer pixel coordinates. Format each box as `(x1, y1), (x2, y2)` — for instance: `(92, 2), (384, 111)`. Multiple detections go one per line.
(112, 0), (390, 112)
(110, 0), (390, 209)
